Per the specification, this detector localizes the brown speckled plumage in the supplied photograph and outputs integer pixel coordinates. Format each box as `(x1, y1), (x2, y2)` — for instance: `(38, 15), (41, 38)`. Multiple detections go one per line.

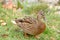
(15, 10), (46, 38)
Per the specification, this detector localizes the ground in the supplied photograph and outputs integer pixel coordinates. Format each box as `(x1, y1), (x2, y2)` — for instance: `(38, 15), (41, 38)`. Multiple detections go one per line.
(0, 5), (60, 40)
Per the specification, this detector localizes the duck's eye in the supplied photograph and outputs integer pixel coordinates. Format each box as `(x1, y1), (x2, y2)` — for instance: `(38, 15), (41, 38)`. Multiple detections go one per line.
(19, 20), (23, 22)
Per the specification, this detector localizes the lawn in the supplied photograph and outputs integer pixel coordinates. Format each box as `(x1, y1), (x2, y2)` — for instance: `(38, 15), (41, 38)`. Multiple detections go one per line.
(0, 4), (60, 40)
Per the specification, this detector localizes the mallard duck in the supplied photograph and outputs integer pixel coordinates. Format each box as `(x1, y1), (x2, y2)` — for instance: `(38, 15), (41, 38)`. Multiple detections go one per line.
(15, 10), (46, 38)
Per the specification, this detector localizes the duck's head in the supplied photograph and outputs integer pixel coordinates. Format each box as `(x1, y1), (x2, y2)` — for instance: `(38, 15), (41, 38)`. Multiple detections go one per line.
(11, 18), (24, 24)
(37, 10), (46, 21)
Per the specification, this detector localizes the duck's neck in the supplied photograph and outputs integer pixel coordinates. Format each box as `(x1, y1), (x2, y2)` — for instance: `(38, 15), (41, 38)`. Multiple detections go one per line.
(37, 15), (42, 22)
(37, 11), (46, 22)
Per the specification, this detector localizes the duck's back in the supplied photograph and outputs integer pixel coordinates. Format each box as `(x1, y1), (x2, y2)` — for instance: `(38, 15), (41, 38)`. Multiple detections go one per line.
(17, 17), (46, 35)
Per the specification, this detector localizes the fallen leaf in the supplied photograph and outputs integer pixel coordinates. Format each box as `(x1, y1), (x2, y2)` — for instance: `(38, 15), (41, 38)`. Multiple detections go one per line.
(1, 34), (8, 38)
(50, 37), (55, 40)
(0, 20), (3, 22)
(1, 22), (7, 26)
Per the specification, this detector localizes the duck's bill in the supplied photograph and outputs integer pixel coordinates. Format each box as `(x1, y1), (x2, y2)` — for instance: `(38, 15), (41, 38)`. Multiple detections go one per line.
(11, 20), (17, 24)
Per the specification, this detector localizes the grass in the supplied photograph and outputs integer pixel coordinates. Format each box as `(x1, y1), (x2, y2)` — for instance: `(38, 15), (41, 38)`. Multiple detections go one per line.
(0, 5), (60, 40)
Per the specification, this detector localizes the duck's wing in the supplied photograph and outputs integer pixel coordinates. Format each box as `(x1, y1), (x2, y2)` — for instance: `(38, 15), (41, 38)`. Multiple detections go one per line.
(23, 16), (38, 24)
(17, 21), (38, 35)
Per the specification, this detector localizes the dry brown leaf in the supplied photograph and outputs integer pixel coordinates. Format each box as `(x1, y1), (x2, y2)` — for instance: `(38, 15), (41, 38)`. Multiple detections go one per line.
(50, 37), (55, 40)
(1, 34), (8, 38)
(1, 22), (7, 26)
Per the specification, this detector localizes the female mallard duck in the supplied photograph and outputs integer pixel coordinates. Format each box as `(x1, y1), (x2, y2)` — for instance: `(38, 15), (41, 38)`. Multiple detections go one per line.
(15, 10), (46, 38)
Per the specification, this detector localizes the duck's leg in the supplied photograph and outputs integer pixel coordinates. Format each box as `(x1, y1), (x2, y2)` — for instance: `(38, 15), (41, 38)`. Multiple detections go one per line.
(34, 35), (40, 39)
(24, 32), (29, 38)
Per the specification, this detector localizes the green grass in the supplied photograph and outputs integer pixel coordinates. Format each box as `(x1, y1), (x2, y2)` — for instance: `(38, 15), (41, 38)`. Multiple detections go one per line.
(0, 5), (60, 40)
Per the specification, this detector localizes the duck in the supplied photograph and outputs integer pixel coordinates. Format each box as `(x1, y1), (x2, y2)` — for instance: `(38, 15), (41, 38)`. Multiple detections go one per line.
(15, 10), (46, 38)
